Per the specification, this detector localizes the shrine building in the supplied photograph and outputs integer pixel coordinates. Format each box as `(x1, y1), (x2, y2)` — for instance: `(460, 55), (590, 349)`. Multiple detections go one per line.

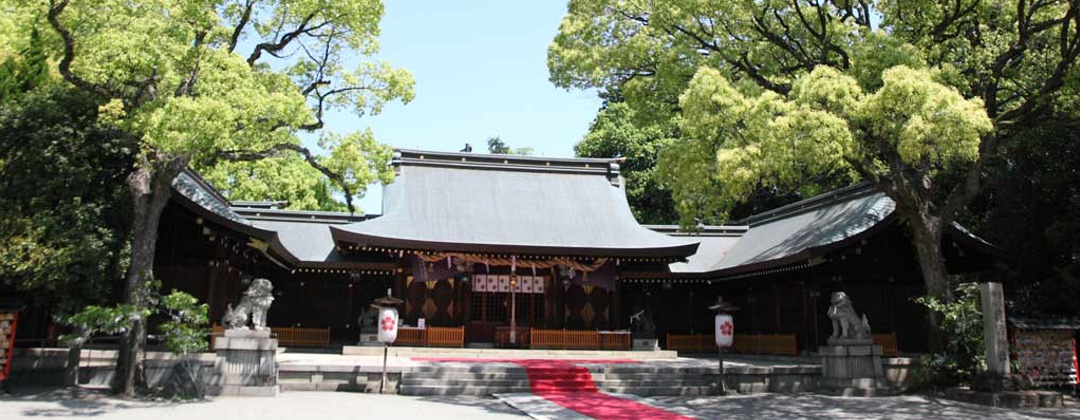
(13, 149), (1001, 354)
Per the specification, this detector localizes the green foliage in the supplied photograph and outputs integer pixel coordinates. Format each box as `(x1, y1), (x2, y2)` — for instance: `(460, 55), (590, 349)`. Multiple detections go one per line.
(0, 28), (50, 101)
(0, 86), (133, 313)
(486, 136), (534, 155)
(549, 0), (1080, 301)
(2, 0), (414, 211)
(5, 0), (414, 394)
(159, 290), (209, 355)
(974, 118), (1080, 317)
(196, 130), (394, 212)
(575, 102), (679, 224)
(61, 304), (150, 343)
(659, 65), (989, 225)
(915, 283), (986, 387)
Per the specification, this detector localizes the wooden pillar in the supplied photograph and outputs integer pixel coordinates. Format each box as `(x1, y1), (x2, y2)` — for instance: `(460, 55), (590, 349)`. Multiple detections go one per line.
(774, 282), (781, 333)
(611, 278), (621, 331)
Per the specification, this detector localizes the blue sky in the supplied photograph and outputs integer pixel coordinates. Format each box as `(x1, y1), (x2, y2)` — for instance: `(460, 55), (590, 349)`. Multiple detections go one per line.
(321, 1), (603, 213)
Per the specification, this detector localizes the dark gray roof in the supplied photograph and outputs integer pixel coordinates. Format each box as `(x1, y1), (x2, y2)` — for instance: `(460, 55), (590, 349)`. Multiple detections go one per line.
(170, 170), (388, 268)
(172, 171), (252, 226)
(331, 149), (700, 258)
(650, 185), (895, 277)
(235, 207), (372, 224)
(250, 220), (359, 265)
(670, 234), (746, 274)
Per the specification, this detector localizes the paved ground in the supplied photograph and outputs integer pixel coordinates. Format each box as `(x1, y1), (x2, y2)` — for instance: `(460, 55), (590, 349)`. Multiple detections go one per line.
(2, 387), (1078, 420)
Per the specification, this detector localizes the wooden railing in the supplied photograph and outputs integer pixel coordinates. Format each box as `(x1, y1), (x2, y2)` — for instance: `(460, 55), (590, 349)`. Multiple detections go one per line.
(274, 326), (332, 347)
(395, 327), (426, 346)
(392, 326), (465, 347)
(530, 329), (600, 350)
(599, 331), (632, 350)
(426, 326), (465, 348)
(872, 332), (899, 357)
(665, 334), (714, 353)
(211, 324), (331, 347)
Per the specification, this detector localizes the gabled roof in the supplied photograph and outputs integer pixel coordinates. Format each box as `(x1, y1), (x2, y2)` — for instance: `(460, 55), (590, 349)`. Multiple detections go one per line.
(330, 149), (700, 259)
(644, 184), (897, 278)
(171, 169), (388, 269)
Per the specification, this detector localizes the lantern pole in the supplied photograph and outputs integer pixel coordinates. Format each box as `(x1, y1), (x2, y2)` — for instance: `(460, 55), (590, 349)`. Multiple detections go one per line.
(718, 343), (726, 395)
(372, 288), (402, 394)
(709, 295), (739, 396)
(381, 342), (388, 393)
(510, 275), (518, 346)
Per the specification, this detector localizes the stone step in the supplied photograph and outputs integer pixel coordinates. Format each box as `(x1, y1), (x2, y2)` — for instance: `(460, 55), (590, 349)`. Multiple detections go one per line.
(595, 372), (712, 380)
(597, 386), (715, 397)
(596, 379), (713, 387)
(401, 378), (535, 387)
(399, 385), (534, 396)
(405, 371), (531, 380)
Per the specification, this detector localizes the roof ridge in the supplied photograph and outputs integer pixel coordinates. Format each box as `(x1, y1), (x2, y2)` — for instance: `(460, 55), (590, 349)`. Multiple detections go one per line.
(232, 207), (372, 224)
(393, 149), (624, 176)
(734, 182), (879, 226)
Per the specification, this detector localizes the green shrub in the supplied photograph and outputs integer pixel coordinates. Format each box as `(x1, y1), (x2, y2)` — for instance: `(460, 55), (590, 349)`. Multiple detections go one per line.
(914, 283), (986, 389)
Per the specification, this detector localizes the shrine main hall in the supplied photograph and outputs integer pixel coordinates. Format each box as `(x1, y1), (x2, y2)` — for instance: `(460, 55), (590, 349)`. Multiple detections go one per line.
(17, 149), (999, 354)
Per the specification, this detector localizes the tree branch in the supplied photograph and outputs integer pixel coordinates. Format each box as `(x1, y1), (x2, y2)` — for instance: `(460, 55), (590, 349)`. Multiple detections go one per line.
(228, 0), (255, 53)
(218, 143), (358, 213)
(247, 12), (321, 65)
(46, 0), (114, 98)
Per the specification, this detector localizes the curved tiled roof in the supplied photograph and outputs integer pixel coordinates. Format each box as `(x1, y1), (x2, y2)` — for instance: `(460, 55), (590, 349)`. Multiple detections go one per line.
(330, 150), (700, 259)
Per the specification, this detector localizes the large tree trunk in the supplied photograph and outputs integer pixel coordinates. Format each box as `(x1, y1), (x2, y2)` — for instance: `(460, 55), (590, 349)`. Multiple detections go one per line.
(910, 211), (951, 352)
(113, 159), (184, 396)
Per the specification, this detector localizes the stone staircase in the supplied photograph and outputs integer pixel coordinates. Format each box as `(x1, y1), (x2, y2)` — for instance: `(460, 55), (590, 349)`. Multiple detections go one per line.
(398, 364), (717, 396)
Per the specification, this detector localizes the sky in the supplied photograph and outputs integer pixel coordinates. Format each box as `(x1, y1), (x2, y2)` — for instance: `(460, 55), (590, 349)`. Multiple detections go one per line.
(321, 1), (604, 213)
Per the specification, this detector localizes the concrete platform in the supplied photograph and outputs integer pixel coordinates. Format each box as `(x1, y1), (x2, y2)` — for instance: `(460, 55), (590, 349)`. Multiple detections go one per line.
(341, 345), (679, 359)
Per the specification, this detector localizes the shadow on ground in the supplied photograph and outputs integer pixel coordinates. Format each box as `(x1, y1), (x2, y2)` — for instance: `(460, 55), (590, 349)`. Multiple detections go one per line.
(0, 386), (208, 418)
(415, 395), (528, 417)
(650, 394), (1080, 420)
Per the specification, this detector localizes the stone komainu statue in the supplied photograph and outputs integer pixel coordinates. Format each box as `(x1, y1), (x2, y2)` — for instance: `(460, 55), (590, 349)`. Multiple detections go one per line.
(222, 278), (274, 330)
(629, 306), (656, 339)
(358, 306), (379, 334)
(827, 291), (871, 340)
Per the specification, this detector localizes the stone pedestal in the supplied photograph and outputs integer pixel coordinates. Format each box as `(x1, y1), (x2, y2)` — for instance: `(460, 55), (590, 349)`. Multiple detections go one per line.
(632, 338), (659, 351)
(358, 333), (380, 347)
(980, 282), (1010, 378)
(819, 339), (891, 396)
(207, 329), (279, 397)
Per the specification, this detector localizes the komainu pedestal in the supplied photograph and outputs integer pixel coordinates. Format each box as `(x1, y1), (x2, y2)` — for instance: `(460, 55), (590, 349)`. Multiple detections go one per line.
(207, 329), (279, 397)
(209, 278), (279, 396)
(818, 291), (891, 396)
(819, 338), (890, 396)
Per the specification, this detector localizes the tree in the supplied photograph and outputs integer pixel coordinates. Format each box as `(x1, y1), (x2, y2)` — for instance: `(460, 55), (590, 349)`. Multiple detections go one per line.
(196, 130), (395, 212)
(574, 102), (680, 224)
(974, 117), (1080, 317)
(0, 86), (132, 316)
(4, 0), (414, 395)
(549, 0), (1080, 304)
(486, 135), (534, 155)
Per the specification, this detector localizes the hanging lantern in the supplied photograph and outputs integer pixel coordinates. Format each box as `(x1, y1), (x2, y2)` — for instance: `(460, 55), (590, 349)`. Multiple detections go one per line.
(715, 313), (734, 348)
(372, 289), (404, 344)
(378, 306), (399, 344)
(709, 296), (739, 349)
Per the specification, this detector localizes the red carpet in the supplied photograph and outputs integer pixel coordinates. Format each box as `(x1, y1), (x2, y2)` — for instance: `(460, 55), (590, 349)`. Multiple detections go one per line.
(413, 357), (695, 420)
